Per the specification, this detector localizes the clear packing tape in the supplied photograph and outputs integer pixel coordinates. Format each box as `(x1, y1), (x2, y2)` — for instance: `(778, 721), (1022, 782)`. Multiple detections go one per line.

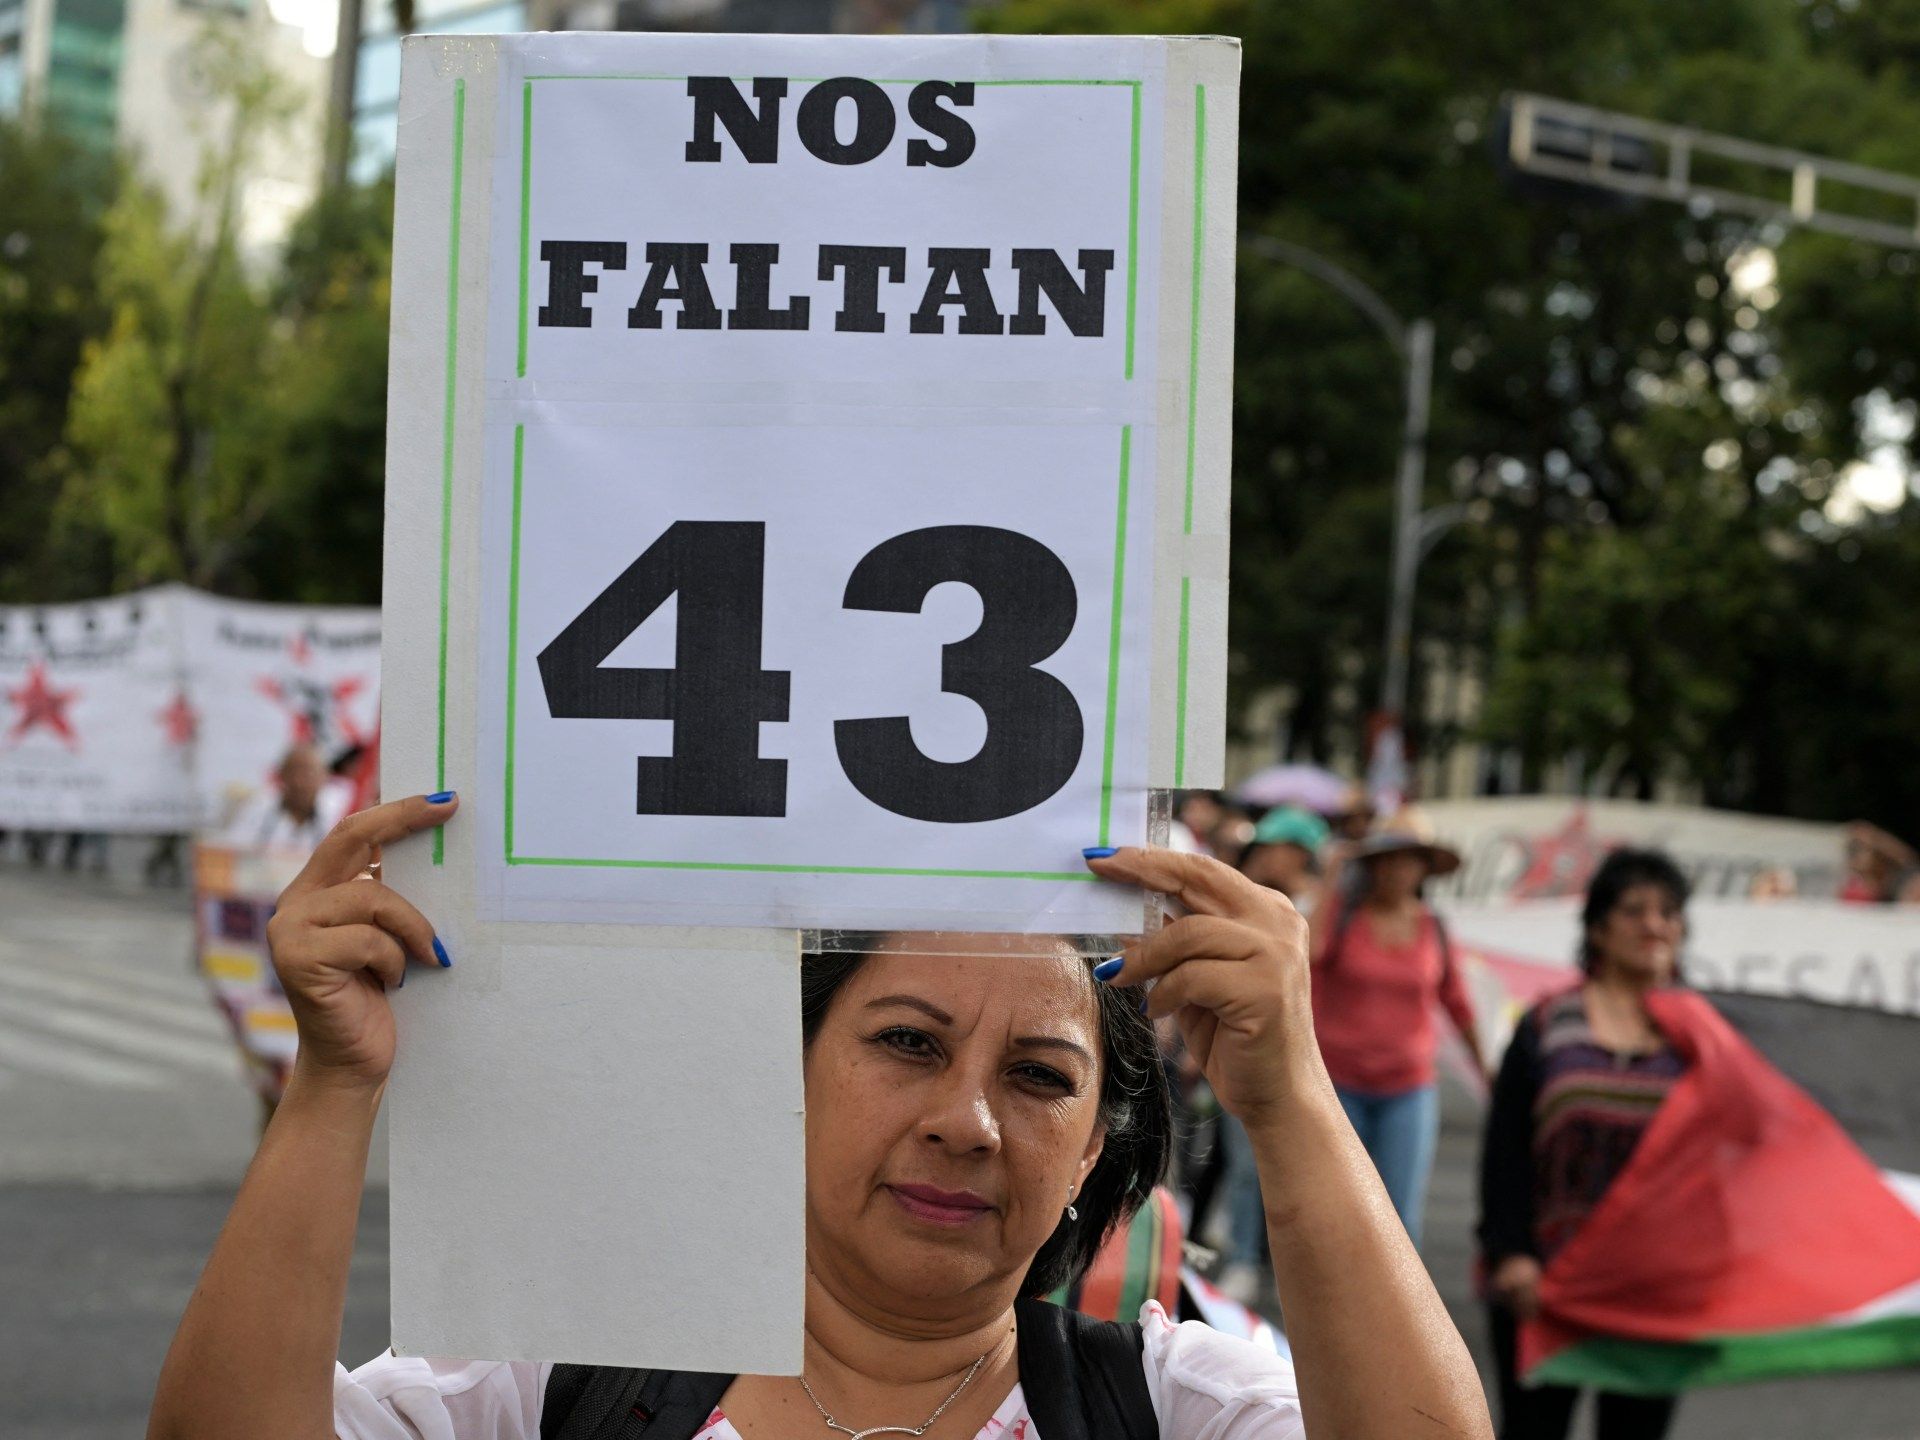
(804, 788), (1174, 958)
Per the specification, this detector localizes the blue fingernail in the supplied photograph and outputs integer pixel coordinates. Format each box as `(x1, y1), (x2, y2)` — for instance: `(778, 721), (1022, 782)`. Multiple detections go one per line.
(426, 790), (456, 805)
(432, 936), (453, 968)
(1093, 956), (1125, 982)
(1083, 846), (1118, 859)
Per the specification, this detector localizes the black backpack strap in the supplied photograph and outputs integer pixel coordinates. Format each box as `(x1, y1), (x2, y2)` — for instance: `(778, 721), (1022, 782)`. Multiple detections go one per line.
(1014, 1296), (1158, 1440)
(1431, 907), (1458, 994)
(1321, 896), (1358, 969)
(542, 1362), (733, 1440)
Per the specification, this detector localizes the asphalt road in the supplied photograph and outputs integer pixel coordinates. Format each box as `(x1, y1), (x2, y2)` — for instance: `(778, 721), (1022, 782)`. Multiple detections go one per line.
(1, 861), (1915, 1439)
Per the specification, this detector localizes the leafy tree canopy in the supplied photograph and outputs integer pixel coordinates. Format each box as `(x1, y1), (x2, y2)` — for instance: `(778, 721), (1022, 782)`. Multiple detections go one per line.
(987, 0), (1920, 825)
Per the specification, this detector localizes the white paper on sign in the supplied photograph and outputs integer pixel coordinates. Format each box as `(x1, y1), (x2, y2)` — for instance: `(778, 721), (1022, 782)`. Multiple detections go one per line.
(484, 418), (1154, 933)
(387, 929), (805, 1373)
(445, 30), (1238, 934)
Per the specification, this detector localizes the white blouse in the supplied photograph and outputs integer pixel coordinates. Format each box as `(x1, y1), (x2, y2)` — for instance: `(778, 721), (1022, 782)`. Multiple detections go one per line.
(330, 1302), (1306, 1440)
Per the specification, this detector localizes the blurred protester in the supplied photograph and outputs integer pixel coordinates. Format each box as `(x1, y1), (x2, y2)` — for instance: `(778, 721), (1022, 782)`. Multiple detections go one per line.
(218, 744), (347, 850)
(1049, 1184), (1286, 1353)
(1839, 821), (1915, 904)
(1307, 808), (1482, 1247)
(1208, 805), (1335, 1303)
(1747, 865), (1798, 900)
(1205, 805), (1257, 869)
(62, 830), (108, 875)
(207, 744), (350, 1131)
(1238, 805), (1331, 909)
(145, 833), (187, 888)
(1173, 789), (1228, 855)
(1325, 783), (1375, 842)
(1477, 848), (1690, 1440)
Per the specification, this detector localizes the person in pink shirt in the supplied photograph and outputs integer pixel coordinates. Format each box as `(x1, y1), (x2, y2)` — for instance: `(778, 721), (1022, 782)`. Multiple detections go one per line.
(1307, 809), (1483, 1247)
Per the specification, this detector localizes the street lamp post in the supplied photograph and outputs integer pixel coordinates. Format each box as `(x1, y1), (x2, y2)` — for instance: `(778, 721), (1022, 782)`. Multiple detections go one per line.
(1242, 235), (1446, 798)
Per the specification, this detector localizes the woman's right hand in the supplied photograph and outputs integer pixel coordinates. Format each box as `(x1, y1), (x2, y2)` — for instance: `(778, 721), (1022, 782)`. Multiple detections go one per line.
(1490, 1254), (1543, 1320)
(266, 793), (458, 1089)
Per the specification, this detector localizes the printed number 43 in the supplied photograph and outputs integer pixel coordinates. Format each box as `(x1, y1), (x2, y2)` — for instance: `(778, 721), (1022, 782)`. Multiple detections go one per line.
(536, 520), (1083, 823)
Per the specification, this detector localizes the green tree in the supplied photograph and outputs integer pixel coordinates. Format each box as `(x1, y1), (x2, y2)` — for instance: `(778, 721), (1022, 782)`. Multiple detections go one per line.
(0, 120), (118, 600)
(57, 25), (303, 590)
(986, 0), (1920, 828)
(230, 175), (395, 604)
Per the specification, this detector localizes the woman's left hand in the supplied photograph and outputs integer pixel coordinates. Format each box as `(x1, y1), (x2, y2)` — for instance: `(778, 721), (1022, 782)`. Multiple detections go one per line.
(1087, 847), (1328, 1129)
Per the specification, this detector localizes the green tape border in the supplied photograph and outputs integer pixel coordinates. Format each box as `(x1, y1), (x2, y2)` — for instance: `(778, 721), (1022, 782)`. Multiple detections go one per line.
(1173, 82), (1206, 789)
(503, 422), (1132, 879)
(1097, 425), (1132, 846)
(515, 80), (533, 378)
(501, 71), (1145, 879)
(432, 78), (468, 866)
(503, 424), (526, 862)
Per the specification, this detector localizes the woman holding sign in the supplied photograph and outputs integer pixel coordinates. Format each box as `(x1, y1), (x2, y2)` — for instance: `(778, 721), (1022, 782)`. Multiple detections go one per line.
(148, 794), (1492, 1440)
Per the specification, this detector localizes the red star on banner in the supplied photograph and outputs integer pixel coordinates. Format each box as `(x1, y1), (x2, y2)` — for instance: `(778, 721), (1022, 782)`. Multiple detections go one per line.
(1509, 807), (1622, 899)
(157, 690), (199, 748)
(253, 673), (372, 754)
(254, 675), (316, 745)
(6, 661), (81, 750)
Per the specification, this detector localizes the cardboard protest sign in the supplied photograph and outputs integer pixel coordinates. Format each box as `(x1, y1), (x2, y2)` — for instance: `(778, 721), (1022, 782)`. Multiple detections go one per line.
(392, 31), (1238, 936)
(380, 30), (1238, 1371)
(0, 590), (200, 831)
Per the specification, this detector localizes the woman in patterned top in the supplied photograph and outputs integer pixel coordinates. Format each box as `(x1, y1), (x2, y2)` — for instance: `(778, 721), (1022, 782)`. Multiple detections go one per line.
(1477, 848), (1692, 1440)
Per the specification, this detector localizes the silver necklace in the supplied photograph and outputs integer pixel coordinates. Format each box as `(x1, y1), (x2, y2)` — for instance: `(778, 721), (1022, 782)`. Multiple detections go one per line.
(797, 1349), (990, 1440)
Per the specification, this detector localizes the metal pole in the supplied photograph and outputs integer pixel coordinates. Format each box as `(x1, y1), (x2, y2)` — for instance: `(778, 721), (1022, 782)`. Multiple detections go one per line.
(324, 0), (365, 191)
(1382, 318), (1434, 719)
(1241, 237), (1447, 795)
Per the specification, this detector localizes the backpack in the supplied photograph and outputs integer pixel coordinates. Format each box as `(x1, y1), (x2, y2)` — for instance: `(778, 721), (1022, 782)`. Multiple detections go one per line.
(539, 1295), (1158, 1440)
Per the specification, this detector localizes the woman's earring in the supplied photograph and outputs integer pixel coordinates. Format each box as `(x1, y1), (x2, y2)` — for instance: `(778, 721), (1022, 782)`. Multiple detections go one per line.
(1065, 1188), (1078, 1222)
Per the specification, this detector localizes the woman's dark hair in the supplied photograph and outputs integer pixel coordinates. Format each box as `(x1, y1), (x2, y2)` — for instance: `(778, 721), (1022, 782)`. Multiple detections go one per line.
(1580, 847), (1691, 975)
(800, 941), (1173, 1298)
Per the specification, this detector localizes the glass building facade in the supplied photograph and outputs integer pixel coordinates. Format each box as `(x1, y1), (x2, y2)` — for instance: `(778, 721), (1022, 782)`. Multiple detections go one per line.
(0, 0), (23, 118)
(43, 0), (126, 147)
(352, 0), (529, 182)
(0, 0), (130, 143)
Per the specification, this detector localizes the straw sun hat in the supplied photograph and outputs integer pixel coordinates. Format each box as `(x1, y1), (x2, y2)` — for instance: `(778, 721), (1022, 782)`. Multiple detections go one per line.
(1350, 806), (1462, 877)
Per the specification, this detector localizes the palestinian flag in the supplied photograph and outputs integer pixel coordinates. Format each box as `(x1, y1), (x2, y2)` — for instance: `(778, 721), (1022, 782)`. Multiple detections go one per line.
(1522, 986), (1920, 1393)
(1048, 1183), (1183, 1319)
(1046, 1185), (1288, 1354)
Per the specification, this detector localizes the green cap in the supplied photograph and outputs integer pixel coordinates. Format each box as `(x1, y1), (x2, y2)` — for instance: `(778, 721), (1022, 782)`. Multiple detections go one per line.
(1250, 806), (1330, 855)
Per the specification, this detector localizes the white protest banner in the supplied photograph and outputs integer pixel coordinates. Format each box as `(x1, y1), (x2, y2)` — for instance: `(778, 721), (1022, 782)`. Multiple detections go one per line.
(0, 589), (200, 831)
(172, 589), (382, 824)
(1421, 797), (1844, 903)
(1441, 897), (1920, 1020)
(1436, 897), (1920, 1077)
(379, 30), (1237, 1373)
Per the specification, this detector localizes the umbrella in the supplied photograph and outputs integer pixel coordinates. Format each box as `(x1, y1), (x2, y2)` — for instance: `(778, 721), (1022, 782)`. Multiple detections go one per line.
(1232, 763), (1352, 814)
